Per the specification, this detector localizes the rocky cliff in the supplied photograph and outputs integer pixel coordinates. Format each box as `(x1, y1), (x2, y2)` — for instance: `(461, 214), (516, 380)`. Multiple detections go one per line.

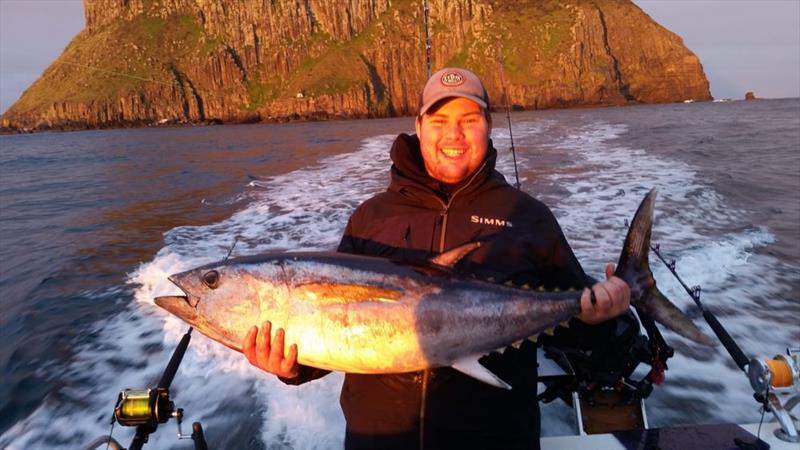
(1, 0), (711, 131)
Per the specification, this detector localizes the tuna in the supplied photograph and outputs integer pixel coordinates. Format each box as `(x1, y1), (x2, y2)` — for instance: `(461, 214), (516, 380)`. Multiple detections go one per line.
(155, 189), (713, 388)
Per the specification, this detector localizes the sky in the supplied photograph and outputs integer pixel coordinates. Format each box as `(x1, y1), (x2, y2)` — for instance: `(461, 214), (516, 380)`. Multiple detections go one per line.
(634, 0), (800, 100)
(1, 0), (799, 114)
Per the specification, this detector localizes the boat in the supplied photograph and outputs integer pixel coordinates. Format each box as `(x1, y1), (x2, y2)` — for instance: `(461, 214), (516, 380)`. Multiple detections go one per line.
(536, 347), (800, 449)
(82, 341), (799, 450)
(541, 421), (793, 449)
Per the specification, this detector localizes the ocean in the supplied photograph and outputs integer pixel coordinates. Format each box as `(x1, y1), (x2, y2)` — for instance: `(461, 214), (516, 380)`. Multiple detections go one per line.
(0, 98), (798, 449)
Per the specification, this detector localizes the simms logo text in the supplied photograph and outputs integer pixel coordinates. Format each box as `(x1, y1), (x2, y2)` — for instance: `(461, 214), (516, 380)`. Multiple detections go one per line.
(470, 216), (513, 228)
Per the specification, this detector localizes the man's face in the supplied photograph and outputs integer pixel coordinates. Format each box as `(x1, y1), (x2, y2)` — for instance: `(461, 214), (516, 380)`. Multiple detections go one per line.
(415, 97), (491, 184)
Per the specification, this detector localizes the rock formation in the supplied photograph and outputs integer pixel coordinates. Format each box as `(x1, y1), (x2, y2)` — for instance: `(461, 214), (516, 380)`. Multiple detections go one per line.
(745, 91), (756, 100)
(1, 0), (712, 132)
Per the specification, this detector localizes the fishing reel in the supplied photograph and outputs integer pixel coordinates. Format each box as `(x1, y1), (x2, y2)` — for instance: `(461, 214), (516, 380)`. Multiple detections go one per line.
(114, 388), (173, 427)
(84, 328), (207, 450)
(749, 348), (800, 394)
(112, 387), (204, 449)
(538, 310), (669, 434)
(747, 347), (800, 442)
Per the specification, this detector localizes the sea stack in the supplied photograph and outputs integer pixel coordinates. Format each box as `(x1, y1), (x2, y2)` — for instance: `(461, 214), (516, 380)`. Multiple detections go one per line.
(1, 0), (712, 132)
(745, 92), (757, 100)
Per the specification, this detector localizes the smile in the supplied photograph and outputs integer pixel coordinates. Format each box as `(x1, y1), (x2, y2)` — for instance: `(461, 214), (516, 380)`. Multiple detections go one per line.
(440, 147), (466, 158)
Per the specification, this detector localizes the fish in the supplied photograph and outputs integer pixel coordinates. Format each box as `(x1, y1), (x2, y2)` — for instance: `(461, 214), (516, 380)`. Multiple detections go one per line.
(155, 189), (714, 389)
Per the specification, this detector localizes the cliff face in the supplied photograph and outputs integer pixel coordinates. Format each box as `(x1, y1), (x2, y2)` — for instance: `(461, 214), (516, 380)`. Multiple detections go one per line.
(1, 0), (711, 131)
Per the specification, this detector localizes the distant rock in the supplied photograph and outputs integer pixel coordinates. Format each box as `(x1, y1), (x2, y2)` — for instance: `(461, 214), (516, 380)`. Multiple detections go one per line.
(1, 0), (713, 132)
(745, 91), (756, 100)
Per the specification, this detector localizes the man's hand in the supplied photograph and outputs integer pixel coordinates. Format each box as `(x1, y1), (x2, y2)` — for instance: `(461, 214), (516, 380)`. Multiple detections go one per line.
(243, 321), (300, 379)
(577, 263), (631, 324)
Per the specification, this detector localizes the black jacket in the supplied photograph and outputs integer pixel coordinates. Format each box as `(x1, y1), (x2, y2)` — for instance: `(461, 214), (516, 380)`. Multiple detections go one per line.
(289, 133), (595, 450)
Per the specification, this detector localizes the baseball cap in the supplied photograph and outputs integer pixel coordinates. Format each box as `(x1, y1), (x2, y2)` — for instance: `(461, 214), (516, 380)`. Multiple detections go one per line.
(417, 68), (490, 116)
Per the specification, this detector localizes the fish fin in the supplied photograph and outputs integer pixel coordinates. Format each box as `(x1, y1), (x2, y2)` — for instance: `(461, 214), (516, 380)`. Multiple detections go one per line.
(430, 242), (481, 268)
(451, 356), (512, 390)
(615, 189), (715, 346)
(637, 287), (717, 347)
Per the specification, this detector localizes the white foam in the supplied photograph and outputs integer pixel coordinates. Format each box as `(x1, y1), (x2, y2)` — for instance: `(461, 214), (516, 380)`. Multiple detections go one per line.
(490, 120), (552, 186)
(2, 128), (534, 449)
(0, 134), (398, 450)
(126, 134), (404, 449)
(2, 120), (793, 448)
(516, 121), (792, 430)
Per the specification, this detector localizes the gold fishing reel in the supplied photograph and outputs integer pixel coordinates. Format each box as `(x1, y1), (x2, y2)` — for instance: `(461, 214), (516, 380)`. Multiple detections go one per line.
(114, 388), (174, 427)
(84, 329), (207, 450)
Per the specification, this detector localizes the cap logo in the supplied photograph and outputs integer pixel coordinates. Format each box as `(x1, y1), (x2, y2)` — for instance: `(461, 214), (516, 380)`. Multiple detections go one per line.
(440, 71), (464, 87)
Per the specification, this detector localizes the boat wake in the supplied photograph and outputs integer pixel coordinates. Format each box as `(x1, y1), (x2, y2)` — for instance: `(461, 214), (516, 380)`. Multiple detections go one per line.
(1, 119), (791, 449)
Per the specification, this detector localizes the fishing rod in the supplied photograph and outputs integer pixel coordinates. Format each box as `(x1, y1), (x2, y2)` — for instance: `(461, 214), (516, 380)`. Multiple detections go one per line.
(496, 43), (520, 190)
(84, 327), (208, 450)
(55, 60), (180, 88)
(420, 1), (522, 189)
(650, 242), (800, 443)
(423, 0), (431, 79)
(650, 243), (749, 371)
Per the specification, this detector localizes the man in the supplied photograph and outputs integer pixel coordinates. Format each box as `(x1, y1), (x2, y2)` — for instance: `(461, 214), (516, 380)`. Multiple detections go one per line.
(242, 68), (630, 449)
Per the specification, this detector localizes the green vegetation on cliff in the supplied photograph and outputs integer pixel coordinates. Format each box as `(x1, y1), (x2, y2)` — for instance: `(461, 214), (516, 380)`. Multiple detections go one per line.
(12, 13), (205, 115)
(2, 0), (711, 131)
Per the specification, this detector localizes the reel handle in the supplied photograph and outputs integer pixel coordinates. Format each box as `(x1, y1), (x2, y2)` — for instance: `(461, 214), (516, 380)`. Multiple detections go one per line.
(192, 422), (208, 450)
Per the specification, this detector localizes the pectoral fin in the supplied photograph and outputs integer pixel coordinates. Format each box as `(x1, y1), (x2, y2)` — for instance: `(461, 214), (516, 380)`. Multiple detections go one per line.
(451, 355), (512, 390)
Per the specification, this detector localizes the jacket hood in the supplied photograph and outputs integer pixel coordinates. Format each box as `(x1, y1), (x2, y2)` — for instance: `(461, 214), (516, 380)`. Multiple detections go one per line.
(388, 133), (504, 198)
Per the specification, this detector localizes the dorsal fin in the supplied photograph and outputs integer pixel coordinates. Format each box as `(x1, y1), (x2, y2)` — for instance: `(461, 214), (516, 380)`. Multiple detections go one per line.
(430, 242), (481, 268)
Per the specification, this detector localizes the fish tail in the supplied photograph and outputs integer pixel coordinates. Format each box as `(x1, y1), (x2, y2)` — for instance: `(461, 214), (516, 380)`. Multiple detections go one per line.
(616, 189), (715, 346)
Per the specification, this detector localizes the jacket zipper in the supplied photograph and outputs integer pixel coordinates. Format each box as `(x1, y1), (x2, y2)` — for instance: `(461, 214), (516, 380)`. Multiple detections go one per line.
(433, 162), (487, 252)
(419, 162), (487, 449)
(438, 210), (449, 253)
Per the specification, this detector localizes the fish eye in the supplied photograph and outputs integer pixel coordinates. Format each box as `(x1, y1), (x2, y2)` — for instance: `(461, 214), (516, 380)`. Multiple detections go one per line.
(202, 270), (220, 289)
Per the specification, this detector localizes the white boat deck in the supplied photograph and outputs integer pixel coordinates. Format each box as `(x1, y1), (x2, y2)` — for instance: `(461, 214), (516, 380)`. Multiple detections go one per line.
(541, 422), (797, 449)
